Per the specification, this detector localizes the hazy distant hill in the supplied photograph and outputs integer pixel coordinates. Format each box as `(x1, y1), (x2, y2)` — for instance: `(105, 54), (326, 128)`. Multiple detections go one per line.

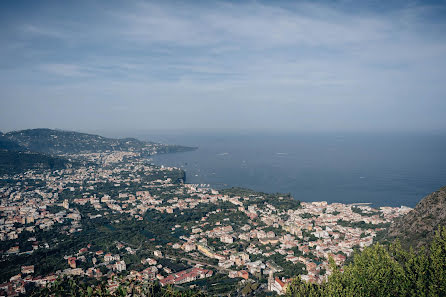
(0, 131), (72, 174)
(0, 128), (195, 174)
(387, 185), (446, 248)
(0, 132), (25, 151)
(4, 128), (195, 155)
(4, 128), (148, 154)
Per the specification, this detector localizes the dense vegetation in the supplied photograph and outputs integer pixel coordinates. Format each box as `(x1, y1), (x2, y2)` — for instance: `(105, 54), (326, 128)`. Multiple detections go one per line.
(286, 227), (446, 297)
(337, 219), (390, 230)
(30, 277), (204, 297)
(220, 187), (301, 210)
(0, 151), (71, 174)
(0, 132), (24, 151)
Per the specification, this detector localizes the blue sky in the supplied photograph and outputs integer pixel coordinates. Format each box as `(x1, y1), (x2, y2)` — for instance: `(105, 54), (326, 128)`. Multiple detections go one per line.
(1, 0), (446, 133)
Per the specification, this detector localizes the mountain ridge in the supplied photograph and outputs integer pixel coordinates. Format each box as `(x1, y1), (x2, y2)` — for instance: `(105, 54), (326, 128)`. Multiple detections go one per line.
(4, 128), (196, 155)
(0, 128), (195, 174)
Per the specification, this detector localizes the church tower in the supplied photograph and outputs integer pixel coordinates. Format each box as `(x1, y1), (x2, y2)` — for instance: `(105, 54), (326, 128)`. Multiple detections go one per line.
(267, 270), (274, 291)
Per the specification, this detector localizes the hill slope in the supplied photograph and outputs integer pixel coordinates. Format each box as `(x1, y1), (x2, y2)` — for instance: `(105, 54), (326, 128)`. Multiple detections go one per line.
(0, 150), (71, 174)
(0, 132), (24, 151)
(4, 129), (148, 154)
(4, 128), (194, 155)
(387, 185), (446, 248)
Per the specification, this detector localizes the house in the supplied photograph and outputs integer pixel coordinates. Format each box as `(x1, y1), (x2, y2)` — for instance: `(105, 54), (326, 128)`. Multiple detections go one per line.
(238, 270), (249, 280)
(141, 257), (157, 266)
(142, 267), (158, 280)
(220, 234), (233, 244)
(182, 242), (196, 252)
(114, 261), (126, 272)
(268, 273), (288, 295)
(104, 254), (120, 262)
(21, 265), (34, 274)
(272, 277), (287, 294)
(228, 270), (238, 278)
(159, 268), (213, 286)
(68, 257), (76, 269)
(78, 248), (88, 254)
(104, 253), (113, 262)
(7, 246), (19, 254)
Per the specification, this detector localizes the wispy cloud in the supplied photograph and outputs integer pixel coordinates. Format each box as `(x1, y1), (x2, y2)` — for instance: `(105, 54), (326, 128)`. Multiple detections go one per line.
(1, 1), (446, 132)
(40, 63), (91, 77)
(21, 24), (67, 40)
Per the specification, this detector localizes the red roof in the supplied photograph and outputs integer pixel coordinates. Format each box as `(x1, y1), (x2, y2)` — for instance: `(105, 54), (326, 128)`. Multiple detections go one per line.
(159, 268), (212, 286)
(275, 277), (286, 288)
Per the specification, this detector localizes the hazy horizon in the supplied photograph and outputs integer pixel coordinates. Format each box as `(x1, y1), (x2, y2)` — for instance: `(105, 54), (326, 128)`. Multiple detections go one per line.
(1, 0), (446, 133)
(3, 127), (446, 143)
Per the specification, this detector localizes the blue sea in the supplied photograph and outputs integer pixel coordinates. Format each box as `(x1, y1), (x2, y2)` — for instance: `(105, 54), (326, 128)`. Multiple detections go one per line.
(143, 132), (446, 208)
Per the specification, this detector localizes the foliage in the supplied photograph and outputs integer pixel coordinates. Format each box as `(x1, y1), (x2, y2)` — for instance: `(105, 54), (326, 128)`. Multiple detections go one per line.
(241, 282), (260, 296)
(187, 273), (239, 295)
(286, 227), (446, 297)
(0, 150), (71, 174)
(337, 219), (390, 230)
(351, 206), (380, 217)
(0, 133), (24, 151)
(220, 187), (301, 210)
(266, 253), (305, 278)
(30, 277), (205, 297)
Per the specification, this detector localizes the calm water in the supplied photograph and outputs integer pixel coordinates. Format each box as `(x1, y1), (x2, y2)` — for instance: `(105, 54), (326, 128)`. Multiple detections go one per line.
(144, 132), (446, 207)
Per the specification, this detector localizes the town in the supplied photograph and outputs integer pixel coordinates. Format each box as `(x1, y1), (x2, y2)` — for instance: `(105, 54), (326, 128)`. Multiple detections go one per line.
(0, 150), (411, 296)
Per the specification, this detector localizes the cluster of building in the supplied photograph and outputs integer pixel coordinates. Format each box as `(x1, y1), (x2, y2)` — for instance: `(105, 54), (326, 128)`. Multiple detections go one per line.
(165, 190), (411, 288)
(0, 185), (81, 246)
(159, 267), (213, 286)
(0, 150), (412, 296)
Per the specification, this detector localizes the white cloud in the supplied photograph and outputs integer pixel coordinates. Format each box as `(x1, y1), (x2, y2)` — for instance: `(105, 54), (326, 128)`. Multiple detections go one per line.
(2, 1), (446, 132)
(21, 24), (66, 39)
(40, 64), (92, 77)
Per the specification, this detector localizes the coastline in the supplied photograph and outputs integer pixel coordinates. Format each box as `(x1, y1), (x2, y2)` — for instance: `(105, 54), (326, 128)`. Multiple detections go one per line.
(146, 132), (446, 209)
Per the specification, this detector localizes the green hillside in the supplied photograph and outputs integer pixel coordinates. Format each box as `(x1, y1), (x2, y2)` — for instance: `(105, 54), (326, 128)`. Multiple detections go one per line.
(0, 132), (24, 151)
(4, 128), (196, 155)
(0, 150), (71, 174)
(5, 129), (150, 154)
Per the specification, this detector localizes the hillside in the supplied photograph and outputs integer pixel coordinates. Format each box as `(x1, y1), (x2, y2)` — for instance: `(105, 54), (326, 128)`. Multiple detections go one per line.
(4, 129), (195, 155)
(0, 150), (71, 174)
(0, 132), (24, 151)
(285, 187), (446, 296)
(387, 185), (446, 248)
(0, 128), (195, 175)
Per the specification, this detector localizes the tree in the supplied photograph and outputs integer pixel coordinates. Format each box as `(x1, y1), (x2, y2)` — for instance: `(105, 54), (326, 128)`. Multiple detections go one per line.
(287, 226), (446, 297)
(428, 227), (446, 296)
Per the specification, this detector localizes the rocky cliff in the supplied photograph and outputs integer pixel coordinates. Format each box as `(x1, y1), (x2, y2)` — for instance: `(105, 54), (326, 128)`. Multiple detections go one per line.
(387, 186), (446, 248)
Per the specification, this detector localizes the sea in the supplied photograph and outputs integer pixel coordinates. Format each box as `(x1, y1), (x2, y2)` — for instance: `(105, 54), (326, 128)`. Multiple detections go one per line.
(141, 131), (446, 208)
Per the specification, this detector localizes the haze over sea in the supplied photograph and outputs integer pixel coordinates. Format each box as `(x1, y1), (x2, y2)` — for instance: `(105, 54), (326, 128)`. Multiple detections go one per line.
(144, 132), (446, 208)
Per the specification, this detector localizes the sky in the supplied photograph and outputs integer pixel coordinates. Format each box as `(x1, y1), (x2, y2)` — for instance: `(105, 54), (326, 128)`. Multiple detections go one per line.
(1, 0), (446, 134)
